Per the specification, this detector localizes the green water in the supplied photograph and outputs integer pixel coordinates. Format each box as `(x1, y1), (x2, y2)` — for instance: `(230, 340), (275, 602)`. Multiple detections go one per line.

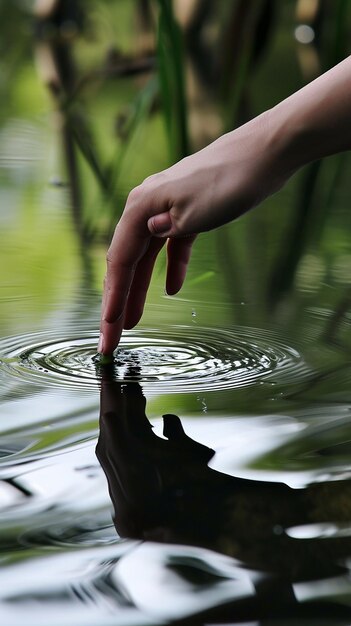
(1, 2), (351, 624)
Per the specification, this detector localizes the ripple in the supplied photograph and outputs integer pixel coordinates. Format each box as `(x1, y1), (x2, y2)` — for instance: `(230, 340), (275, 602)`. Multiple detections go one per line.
(19, 516), (117, 549)
(0, 326), (309, 394)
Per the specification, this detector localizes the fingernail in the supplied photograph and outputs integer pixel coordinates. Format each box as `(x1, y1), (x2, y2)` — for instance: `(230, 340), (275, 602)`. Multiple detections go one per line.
(98, 332), (105, 353)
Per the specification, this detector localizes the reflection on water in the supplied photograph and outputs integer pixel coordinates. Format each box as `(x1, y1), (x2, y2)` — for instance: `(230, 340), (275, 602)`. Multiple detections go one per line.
(1, 200), (351, 624)
(96, 373), (351, 613)
(1, 326), (351, 624)
(1, 11), (351, 624)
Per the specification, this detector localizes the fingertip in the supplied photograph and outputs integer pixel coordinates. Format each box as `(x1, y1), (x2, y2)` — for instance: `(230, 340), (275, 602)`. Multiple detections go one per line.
(166, 268), (186, 296)
(98, 338), (116, 356)
(165, 282), (181, 297)
(165, 236), (195, 297)
(123, 319), (137, 331)
(101, 339), (117, 356)
(99, 318), (124, 355)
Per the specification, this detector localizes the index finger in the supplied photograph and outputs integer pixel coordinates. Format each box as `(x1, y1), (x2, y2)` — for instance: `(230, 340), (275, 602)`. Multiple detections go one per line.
(100, 217), (151, 355)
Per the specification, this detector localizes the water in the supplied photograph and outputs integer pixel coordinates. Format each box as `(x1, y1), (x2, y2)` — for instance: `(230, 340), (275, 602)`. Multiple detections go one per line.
(2, 242), (351, 626)
(1, 11), (351, 626)
(0, 325), (309, 393)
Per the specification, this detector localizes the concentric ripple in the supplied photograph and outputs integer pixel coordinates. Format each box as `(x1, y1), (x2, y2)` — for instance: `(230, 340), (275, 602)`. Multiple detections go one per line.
(0, 326), (310, 394)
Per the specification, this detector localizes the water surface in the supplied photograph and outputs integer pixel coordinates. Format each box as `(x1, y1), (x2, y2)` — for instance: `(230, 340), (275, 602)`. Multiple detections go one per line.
(1, 12), (351, 625)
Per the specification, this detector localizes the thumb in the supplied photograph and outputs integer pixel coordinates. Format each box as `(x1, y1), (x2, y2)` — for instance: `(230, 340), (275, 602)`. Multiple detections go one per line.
(148, 212), (172, 237)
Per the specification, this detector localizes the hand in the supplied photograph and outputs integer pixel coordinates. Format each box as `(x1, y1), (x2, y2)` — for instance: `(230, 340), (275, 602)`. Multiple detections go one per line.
(99, 109), (289, 354)
(99, 56), (351, 354)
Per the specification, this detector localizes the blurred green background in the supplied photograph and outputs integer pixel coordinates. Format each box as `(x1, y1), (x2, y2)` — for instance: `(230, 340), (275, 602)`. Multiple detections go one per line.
(1, 0), (351, 378)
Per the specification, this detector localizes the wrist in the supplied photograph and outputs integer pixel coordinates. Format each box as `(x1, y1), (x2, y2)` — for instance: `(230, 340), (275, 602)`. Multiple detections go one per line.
(265, 102), (311, 179)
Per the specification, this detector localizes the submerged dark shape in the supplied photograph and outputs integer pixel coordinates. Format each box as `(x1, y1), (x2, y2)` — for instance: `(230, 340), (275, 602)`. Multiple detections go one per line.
(96, 369), (351, 590)
(96, 368), (217, 543)
(95, 371), (351, 621)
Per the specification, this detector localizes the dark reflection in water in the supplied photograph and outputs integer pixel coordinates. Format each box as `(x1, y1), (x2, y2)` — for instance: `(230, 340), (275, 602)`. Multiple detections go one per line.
(97, 367), (351, 623)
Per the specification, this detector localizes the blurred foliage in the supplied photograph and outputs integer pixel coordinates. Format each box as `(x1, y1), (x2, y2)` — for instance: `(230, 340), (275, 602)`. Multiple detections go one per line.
(1, 0), (351, 348)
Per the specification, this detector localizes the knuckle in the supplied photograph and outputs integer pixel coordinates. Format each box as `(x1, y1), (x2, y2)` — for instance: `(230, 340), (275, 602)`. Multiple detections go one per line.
(144, 171), (164, 186)
(126, 185), (143, 205)
(169, 207), (182, 236)
(142, 174), (155, 186)
(125, 173), (168, 216)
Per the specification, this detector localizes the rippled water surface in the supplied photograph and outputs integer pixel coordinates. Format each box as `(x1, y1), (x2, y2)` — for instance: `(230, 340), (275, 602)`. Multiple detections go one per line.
(2, 249), (351, 626)
(2, 26), (351, 626)
(0, 325), (310, 394)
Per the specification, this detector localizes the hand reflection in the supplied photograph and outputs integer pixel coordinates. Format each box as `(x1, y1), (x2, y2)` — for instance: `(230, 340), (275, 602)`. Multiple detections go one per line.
(96, 368), (351, 581)
(96, 367), (227, 543)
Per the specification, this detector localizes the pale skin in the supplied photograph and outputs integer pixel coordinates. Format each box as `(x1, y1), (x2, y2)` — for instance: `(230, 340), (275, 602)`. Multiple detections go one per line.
(99, 56), (351, 355)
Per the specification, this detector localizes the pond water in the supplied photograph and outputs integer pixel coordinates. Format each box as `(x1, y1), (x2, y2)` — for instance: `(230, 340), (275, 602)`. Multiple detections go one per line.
(1, 10), (351, 625)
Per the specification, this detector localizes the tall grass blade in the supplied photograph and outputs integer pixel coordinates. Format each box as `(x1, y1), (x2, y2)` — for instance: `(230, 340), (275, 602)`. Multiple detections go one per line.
(269, 0), (351, 306)
(156, 0), (190, 161)
(107, 76), (159, 228)
(269, 160), (321, 303)
(328, 0), (351, 65)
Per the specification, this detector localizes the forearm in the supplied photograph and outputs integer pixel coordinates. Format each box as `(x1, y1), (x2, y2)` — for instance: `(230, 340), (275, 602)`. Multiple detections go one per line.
(271, 55), (351, 175)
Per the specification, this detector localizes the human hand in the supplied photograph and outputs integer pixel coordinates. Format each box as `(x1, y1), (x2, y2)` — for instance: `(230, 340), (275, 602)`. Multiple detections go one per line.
(99, 55), (351, 354)
(99, 109), (291, 355)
